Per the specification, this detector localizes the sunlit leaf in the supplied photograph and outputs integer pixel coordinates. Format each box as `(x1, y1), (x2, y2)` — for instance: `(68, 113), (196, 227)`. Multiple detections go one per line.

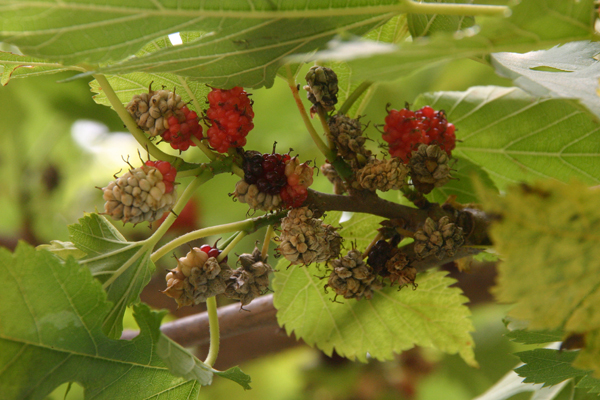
(0, 243), (203, 399)
(491, 41), (600, 120)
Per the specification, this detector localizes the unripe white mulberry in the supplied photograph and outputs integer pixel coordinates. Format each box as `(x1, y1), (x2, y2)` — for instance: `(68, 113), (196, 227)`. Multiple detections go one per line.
(102, 161), (177, 224)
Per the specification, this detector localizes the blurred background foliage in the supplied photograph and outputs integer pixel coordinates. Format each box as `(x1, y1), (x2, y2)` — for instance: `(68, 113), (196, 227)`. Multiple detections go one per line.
(0, 50), (531, 400)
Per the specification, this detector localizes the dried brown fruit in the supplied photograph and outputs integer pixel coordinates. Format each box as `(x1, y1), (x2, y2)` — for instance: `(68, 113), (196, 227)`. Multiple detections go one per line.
(225, 244), (273, 306)
(326, 249), (382, 300)
(409, 144), (452, 194)
(277, 207), (342, 265)
(413, 216), (464, 259)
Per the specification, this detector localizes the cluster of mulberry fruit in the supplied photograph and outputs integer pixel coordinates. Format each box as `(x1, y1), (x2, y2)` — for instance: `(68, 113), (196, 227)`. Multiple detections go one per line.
(101, 160), (177, 225)
(383, 105), (456, 163)
(163, 243), (273, 308)
(205, 86), (254, 153)
(234, 150), (314, 210)
(127, 86), (203, 151)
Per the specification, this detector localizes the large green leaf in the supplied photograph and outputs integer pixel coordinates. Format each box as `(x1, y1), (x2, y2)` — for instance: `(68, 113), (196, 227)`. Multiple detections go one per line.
(0, 243), (204, 399)
(272, 212), (476, 366)
(491, 41), (600, 120)
(68, 213), (155, 339)
(416, 86), (600, 189)
(90, 34), (211, 110)
(93, 15), (389, 88)
(0, 1), (408, 66)
(478, 180), (600, 376)
(302, 0), (595, 82)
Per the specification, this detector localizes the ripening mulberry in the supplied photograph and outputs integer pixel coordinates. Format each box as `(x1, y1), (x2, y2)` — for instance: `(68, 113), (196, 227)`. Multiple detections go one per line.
(280, 156), (314, 208)
(205, 86), (254, 153)
(353, 158), (408, 192)
(102, 160), (177, 224)
(277, 207), (341, 265)
(383, 105), (456, 163)
(126, 87), (203, 151)
(234, 151), (314, 210)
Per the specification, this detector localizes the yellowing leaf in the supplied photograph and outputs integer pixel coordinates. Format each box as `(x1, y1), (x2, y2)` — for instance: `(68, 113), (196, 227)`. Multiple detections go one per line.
(478, 180), (600, 376)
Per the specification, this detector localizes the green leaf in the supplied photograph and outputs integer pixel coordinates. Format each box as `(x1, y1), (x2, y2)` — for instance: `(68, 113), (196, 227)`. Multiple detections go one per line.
(416, 86), (600, 188)
(491, 41), (600, 120)
(93, 15), (388, 88)
(515, 349), (588, 386)
(90, 35), (211, 111)
(577, 375), (600, 395)
(426, 156), (499, 204)
(0, 243), (204, 399)
(472, 251), (499, 262)
(307, 0), (595, 82)
(407, 0), (475, 38)
(272, 212), (476, 366)
(156, 332), (252, 390)
(213, 367), (252, 391)
(0, 51), (77, 86)
(478, 180), (600, 377)
(68, 213), (155, 339)
(0, 2), (408, 66)
(505, 329), (564, 345)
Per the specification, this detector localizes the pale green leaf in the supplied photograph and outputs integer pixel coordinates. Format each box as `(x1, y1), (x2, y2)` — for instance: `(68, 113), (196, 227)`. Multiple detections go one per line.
(478, 179), (600, 376)
(37, 240), (87, 260)
(416, 86), (600, 188)
(272, 212), (476, 366)
(68, 213), (154, 339)
(274, 266), (476, 365)
(491, 41), (600, 120)
(407, 0), (475, 38)
(0, 51), (77, 86)
(323, 16), (409, 118)
(0, 243), (203, 399)
(305, 0), (595, 82)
